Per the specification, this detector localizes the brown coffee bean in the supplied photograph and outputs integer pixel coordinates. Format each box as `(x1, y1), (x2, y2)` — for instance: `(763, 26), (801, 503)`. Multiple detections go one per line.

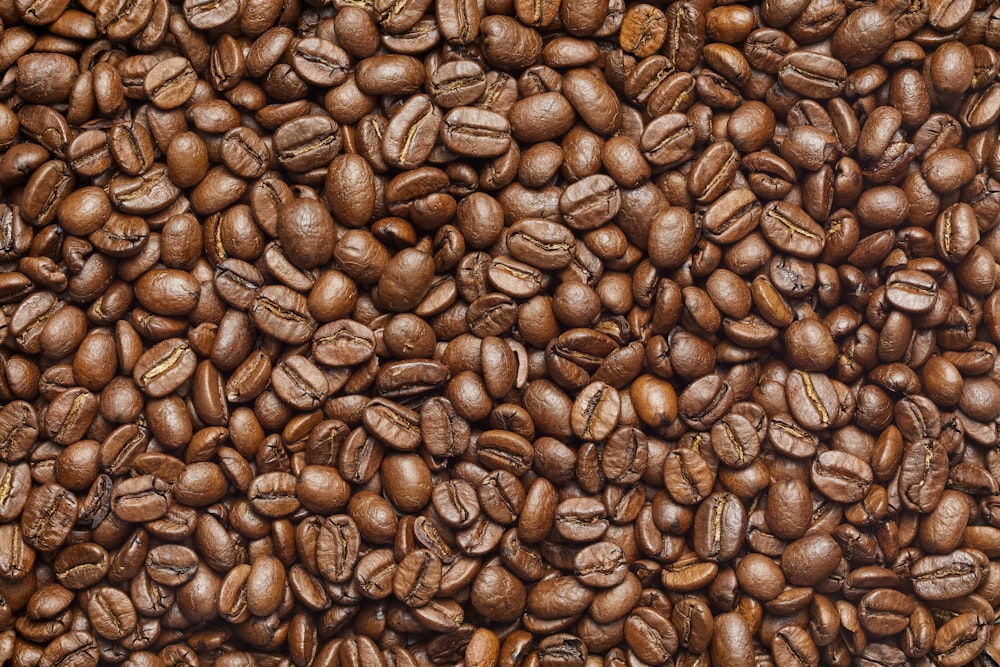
(766, 479), (812, 540)
(781, 534), (842, 587)
(811, 450), (873, 503)
(933, 610), (990, 667)
(693, 492), (747, 562)
(248, 471), (300, 518)
(573, 541), (627, 588)
(899, 438), (949, 513)
(21, 483), (77, 552)
(624, 606), (678, 663)
(393, 549), (442, 608)
(509, 92), (576, 143)
(912, 549), (987, 601)
(785, 370), (844, 431)
(110, 475), (168, 524)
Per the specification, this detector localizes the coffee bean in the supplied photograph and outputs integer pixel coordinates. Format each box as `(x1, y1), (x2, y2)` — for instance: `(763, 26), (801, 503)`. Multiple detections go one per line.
(573, 541), (627, 587)
(811, 450), (873, 503)
(129, 338), (196, 399)
(693, 492), (747, 562)
(394, 549), (442, 607)
(781, 534), (843, 587)
(912, 549), (987, 601)
(933, 610), (991, 667)
(110, 475), (169, 523)
(21, 483), (77, 552)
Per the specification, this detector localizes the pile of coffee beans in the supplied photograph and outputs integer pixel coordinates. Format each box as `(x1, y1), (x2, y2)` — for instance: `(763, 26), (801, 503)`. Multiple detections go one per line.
(4, 0), (1000, 664)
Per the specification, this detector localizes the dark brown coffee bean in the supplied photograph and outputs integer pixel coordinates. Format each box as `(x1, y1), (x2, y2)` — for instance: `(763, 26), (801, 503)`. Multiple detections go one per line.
(762, 480), (813, 543)
(857, 588), (915, 636)
(42, 387), (98, 446)
(251, 285), (316, 345)
(778, 52), (846, 99)
(785, 370), (844, 431)
(39, 631), (98, 667)
(885, 270), (939, 314)
(679, 374), (735, 430)
(381, 95), (442, 170)
(271, 355), (329, 411)
(933, 610), (990, 667)
(508, 92), (575, 144)
(760, 201), (826, 258)
(527, 574), (594, 620)
(352, 549), (396, 601)
(441, 106), (511, 158)
(472, 565), (527, 623)
(248, 471), (300, 518)
(912, 549), (987, 601)
(553, 496), (608, 543)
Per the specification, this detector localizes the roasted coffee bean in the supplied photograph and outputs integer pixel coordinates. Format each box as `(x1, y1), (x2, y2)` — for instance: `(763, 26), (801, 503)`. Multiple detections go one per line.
(442, 107), (511, 158)
(394, 549), (442, 607)
(811, 450), (873, 503)
(21, 483), (77, 552)
(87, 586), (138, 640)
(899, 438), (949, 513)
(693, 492), (747, 562)
(110, 475), (169, 523)
(760, 201), (826, 259)
(933, 610), (990, 667)
(779, 52), (847, 99)
(785, 370), (844, 431)
(911, 549), (987, 600)
(574, 541), (628, 588)
(273, 115), (342, 173)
